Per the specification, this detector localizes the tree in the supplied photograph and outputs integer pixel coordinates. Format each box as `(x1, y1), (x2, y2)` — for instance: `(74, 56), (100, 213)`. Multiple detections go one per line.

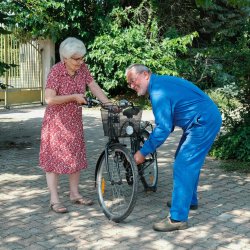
(87, 2), (198, 95)
(0, 0), (121, 43)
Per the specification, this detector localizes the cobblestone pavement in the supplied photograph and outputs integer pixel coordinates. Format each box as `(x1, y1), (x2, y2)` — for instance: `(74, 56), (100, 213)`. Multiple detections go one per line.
(0, 106), (249, 250)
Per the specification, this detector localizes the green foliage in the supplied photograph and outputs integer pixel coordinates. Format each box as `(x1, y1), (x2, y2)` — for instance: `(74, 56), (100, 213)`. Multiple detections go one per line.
(151, 0), (250, 163)
(0, 0), (121, 42)
(195, 1), (250, 163)
(211, 125), (250, 162)
(87, 2), (198, 93)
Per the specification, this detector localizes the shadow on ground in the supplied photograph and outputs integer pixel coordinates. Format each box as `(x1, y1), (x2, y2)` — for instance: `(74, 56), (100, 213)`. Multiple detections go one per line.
(0, 107), (249, 249)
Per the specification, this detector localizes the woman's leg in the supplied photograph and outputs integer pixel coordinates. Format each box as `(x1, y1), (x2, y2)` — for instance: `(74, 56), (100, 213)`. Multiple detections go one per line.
(46, 172), (68, 213)
(46, 172), (60, 204)
(69, 171), (93, 205)
(69, 171), (81, 199)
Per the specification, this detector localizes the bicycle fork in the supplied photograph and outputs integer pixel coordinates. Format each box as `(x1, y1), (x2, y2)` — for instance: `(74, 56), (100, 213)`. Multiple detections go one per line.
(104, 143), (123, 185)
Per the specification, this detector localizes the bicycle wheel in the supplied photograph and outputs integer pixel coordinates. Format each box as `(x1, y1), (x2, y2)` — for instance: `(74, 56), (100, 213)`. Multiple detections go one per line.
(138, 130), (158, 192)
(96, 144), (138, 223)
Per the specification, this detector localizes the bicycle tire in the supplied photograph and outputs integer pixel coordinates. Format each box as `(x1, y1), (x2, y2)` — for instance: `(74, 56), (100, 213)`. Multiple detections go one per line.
(96, 144), (138, 223)
(138, 130), (158, 192)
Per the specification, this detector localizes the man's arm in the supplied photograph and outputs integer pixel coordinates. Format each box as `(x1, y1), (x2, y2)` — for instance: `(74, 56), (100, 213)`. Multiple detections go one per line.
(140, 93), (174, 156)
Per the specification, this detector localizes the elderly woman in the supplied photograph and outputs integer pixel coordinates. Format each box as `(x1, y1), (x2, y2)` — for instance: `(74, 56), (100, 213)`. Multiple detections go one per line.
(39, 37), (111, 213)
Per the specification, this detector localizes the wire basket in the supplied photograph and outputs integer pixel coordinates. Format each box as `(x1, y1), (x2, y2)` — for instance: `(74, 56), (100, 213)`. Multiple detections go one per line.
(101, 107), (142, 137)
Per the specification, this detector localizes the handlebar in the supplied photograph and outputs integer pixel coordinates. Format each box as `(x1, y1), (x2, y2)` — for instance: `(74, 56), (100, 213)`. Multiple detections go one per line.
(83, 97), (102, 108)
(82, 97), (137, 114)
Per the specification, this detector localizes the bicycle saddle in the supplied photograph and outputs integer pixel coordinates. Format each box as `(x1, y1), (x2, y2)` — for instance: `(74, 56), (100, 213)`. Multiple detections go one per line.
(123, 107), (140, 118)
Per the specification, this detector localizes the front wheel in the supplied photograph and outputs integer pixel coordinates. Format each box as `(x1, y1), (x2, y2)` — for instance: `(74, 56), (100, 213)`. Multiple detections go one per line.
(96, 144), (138, 223)
(138, 130), (158, 192)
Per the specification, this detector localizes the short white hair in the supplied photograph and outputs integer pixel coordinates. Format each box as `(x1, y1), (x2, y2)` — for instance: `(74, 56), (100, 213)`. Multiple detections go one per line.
(125, 64), (151, 76)
(59, 37), (87, 61)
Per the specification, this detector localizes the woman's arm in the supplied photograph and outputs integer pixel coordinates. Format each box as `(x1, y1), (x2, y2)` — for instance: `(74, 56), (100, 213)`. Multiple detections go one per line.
(45, 89), (87, 105)
(88, 80), (112, 104)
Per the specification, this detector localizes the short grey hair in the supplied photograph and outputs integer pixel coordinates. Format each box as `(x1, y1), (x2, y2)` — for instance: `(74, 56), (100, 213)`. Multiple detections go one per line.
(59, 37), (87, 61)
(125, 64), (151, 76)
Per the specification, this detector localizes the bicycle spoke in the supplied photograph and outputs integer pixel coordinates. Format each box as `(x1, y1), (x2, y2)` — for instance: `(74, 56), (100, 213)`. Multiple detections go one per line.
(96, 145), (138, 222)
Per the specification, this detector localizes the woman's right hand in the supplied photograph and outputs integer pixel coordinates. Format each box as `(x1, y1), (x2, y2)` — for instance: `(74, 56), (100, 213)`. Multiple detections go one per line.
(73, 94), (87, 105)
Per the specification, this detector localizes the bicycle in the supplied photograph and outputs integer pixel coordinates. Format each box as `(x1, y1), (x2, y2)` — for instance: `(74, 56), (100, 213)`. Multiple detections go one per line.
(85, 97), (158, 223)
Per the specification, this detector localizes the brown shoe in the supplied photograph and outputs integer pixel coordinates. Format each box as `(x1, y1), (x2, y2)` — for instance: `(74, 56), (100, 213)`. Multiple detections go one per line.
(153, 216), (188, 232)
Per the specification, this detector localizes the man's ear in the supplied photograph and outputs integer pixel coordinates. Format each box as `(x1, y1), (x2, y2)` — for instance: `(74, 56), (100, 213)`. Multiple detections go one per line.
(144, 71), (150, 80)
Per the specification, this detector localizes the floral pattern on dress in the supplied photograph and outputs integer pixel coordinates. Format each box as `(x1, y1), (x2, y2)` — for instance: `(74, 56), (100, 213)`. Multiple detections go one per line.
(39, 62), (93, 174)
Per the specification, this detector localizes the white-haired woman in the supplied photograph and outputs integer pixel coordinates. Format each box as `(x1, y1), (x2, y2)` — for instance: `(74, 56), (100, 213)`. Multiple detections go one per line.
(39, 37), (111, 213)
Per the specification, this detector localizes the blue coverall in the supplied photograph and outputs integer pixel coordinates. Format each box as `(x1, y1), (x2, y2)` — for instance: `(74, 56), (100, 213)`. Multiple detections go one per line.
(140, 74), (222, 222)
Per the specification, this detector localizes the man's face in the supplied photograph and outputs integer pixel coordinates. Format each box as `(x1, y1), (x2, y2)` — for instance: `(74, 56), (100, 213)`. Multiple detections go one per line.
(126, 70), (150, 96)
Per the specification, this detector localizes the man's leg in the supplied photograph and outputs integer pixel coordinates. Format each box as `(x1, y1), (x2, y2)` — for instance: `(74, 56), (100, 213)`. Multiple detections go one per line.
(171, 115), (222, 222)
(174, 133), (199, 207)
(170, 140), (208, 221)
(153, 112), (221, 231)
(191, 171), (200, 206)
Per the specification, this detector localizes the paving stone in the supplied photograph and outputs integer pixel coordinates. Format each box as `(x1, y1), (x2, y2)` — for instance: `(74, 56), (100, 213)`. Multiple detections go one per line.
(0, 107), (249, 250)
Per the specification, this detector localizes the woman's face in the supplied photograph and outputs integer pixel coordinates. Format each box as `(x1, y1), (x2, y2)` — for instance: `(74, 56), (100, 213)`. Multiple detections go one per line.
(64, 54), (84, 75)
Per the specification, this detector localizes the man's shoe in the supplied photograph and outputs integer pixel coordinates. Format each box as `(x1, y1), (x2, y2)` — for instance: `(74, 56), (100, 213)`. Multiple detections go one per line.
(167, 201), (198, 210)
(153, 216), (188, 232)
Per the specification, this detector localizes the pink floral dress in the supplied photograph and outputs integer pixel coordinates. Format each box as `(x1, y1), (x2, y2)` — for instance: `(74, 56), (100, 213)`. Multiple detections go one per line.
(39, 62), (93, 174)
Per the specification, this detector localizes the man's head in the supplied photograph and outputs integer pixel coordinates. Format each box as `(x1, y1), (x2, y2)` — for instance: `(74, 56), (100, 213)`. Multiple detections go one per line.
(125, 64), (151, 96)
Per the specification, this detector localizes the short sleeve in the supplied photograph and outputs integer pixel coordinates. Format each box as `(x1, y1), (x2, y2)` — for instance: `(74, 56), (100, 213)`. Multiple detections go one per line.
(46, 65), (60, 93)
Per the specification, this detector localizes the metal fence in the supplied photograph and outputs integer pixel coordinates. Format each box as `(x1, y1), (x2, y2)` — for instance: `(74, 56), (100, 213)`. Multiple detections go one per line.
(0, 34), (43, 108)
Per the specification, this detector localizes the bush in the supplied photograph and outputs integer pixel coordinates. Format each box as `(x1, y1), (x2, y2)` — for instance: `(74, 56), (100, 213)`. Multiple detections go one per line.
(86, 2), (198, 94)
(211, 125), (250, 162)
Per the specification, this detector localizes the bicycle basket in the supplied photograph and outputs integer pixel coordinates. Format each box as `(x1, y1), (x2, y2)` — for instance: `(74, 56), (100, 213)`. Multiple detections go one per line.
(101, 107), (142, 137)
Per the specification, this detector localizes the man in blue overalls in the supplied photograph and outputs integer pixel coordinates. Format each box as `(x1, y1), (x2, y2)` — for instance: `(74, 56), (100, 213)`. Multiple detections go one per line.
(126, 64), (222, 232)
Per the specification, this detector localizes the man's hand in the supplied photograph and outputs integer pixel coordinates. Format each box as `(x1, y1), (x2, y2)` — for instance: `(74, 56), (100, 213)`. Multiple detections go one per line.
(134, 150), (145, 165)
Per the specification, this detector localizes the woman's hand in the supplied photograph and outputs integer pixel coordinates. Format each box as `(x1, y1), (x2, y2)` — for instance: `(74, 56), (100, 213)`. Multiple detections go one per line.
(73, 94), (87, 105)
(134, 150), (145, 165)
(45, 89), (87, 105)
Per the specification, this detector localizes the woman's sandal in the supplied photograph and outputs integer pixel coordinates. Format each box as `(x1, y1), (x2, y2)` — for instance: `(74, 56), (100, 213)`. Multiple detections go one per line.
(70, 197), (94, 206)
(49, 203), (68, 213)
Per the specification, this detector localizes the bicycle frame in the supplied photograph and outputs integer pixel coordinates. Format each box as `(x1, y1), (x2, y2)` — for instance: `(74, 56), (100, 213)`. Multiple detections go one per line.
(92, 98), (158, 221)
(95, 106), (141, 185)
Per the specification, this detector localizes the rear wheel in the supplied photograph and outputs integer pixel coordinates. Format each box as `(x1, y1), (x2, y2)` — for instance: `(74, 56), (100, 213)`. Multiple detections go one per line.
(96, 144), (138, 222)
(138, 130), (158, 192)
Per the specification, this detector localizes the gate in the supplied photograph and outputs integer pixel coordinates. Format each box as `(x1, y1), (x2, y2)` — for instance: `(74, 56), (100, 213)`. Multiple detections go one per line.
(0, 34), (43, 108)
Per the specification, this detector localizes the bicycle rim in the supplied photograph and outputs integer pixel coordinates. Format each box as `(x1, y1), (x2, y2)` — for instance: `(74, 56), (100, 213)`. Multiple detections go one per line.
(139, 130), (158, 191)
(96, 144), (138, 223)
